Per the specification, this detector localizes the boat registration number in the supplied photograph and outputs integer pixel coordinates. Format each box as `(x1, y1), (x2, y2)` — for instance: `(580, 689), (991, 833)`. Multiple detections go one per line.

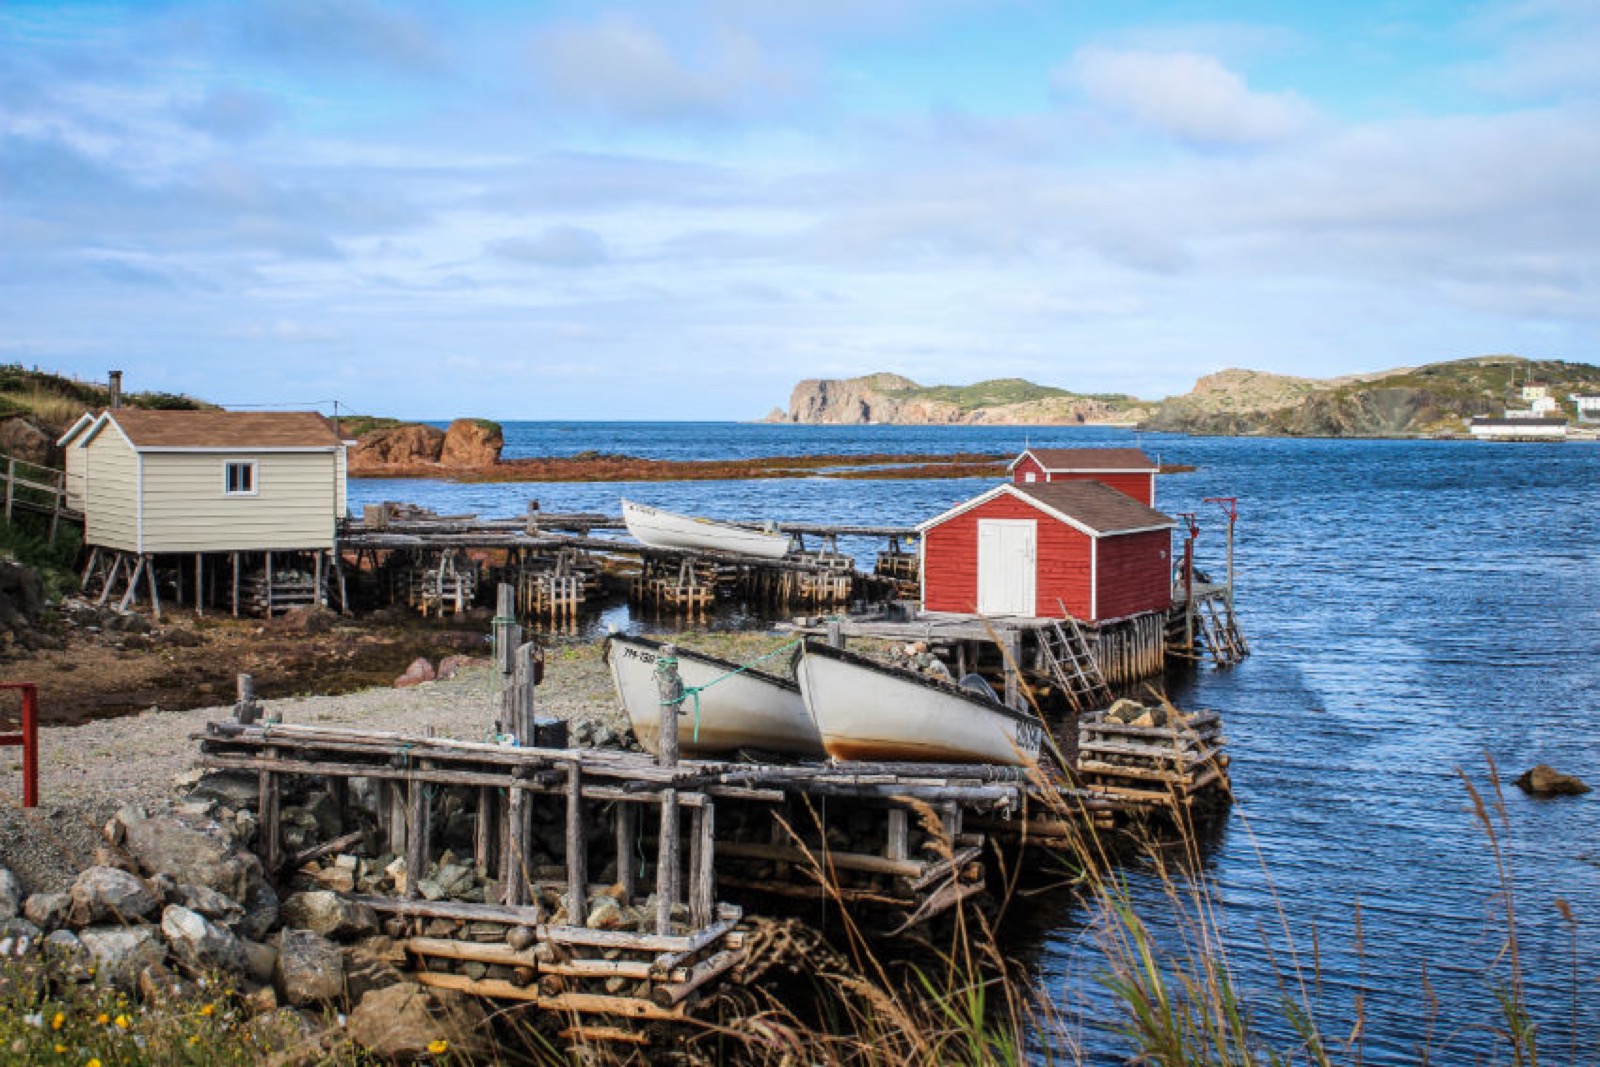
(1014, 720), (1044, 757)
(620, 645), (657, 666)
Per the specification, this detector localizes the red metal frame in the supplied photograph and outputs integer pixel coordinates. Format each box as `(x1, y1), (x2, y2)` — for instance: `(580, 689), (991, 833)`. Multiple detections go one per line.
(0, 682), (39, 808)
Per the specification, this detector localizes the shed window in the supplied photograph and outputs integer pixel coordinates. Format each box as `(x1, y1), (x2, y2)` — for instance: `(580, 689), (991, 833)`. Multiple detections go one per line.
(1024, 471), (1037, 482)
(224, 460), (257, 496)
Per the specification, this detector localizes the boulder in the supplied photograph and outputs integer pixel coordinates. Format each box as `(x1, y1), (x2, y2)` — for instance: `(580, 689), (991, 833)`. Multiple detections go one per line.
(122, 815), (261, 902)
(394, 657), (436, 688)
(274, 928), (344, 1007)
(345, 981), (488, 1061)
(0, 866), (21, 919)
(269, 604), (337, 635)
(241, 939), (278, 985)
(162, 904), (248, 975)
(350, 424), (445, 468)
(69, 866), (160, 926)
(440, 419), (504, 468)
(1515, 765), (1592, 797)
(0, 561), (47, 636)
(177, 883), (245, 925)
(78, 925), (166, 990)
(237, 882), (280, 943)
(0, 917), (40, 957)
(280, 891), (378, 940)
(23, 891), (71, 931)
(437, 654), (483, 680)
(342, 937), (406, 1002)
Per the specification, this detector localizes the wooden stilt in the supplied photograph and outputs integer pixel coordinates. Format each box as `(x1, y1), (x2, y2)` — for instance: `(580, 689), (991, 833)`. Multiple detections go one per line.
(475, 786), (496, 876)
(264, 552), (274, 616)
(118, 555), (146, 613)
(80, 546), (102, 591)
(98, 552), (125, 607)
(313, 551), (324, 607)
(616, 802), (638, 903)
(145, 556), (161, 621)
(689, 802), (714, 929)
(194, 553), (204, 616)
(566, 764), (588, 926)
(405, 760), (430, 901)
(656, 789), (679, 936)
(231, 553), (240, 617)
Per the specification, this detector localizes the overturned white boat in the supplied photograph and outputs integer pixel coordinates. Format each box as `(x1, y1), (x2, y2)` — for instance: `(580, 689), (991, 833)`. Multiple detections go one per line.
(621, 499), (791, 559)
(604, 634), (824, 758)
(795, 641), (1045, 766)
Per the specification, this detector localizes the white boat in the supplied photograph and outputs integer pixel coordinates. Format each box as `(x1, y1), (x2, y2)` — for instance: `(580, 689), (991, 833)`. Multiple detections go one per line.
(795, 641), (1045, 766)
(621, 499), (791, 559)
(604, 634), (824, 758)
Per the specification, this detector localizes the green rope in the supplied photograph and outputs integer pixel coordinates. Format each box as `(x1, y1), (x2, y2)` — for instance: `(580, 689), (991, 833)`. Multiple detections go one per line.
(656, 638), (805, 743)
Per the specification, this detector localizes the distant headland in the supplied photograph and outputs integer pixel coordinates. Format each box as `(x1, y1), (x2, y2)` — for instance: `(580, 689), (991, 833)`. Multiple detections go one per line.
(764, 356), (1600, 437)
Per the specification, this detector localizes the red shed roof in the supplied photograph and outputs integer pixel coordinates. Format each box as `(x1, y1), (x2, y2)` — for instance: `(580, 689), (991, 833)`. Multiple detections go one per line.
(87, 410), (342, 450)
(1008, 447), (1156, 473)
(917, 480), (1174, 538)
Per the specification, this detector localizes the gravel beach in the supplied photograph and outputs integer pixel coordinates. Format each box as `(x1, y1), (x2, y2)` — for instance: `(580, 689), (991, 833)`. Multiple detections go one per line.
(0, 641), (625, 896)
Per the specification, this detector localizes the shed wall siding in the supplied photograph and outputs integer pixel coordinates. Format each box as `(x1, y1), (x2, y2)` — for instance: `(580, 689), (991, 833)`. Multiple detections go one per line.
(1095, 529), (1173, 619)
(83, 434), (139, 552)
(140, 452), (337, 552)
(923, 495), (1093, 618)
(335, 447), (347, 519)
(63, 446), (86, 512)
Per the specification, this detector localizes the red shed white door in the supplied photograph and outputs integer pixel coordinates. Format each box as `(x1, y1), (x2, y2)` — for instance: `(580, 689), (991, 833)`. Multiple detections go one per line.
(977, 519), (1037, 616)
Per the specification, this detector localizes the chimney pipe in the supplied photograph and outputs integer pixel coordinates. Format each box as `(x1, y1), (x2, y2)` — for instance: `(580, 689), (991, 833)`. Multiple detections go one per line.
(108, 370), (123, 409)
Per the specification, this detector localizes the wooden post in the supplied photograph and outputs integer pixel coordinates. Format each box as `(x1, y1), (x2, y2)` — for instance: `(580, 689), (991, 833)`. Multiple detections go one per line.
(4, 457), (14, 519)
(1001, 627), (1022, 711)
(405, 754), (430, 902)
(145, 556), (161, 621)
(689, 801), (714, 929)
(234, 673), (261, 725)
(231, 553), (240, 617)
(97, 552), (123, 607)
(513, 641), (538, 745)
(118, 555), (146, 613)
(503, 783), (528, 907)
(565, 764), (588, 926)
(616, 802), (637, 903)
(886, 806), (909, 862)
(385, 782), (407, 857)
(264, 552), (274, 616)
(655, 647), (683, 934)
(258, 692), (281, 874)
(475, 786), (496, 876)
(493, 584), (522, 738)
(194, 553), (204, 616)
(80, 547), (101, 591)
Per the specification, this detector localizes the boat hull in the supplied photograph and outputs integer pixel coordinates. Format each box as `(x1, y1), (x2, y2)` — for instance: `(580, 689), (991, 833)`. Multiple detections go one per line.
(796, 642), (1044, 766)
(621, 499), (790, 559)
(605, 636), (823, 758)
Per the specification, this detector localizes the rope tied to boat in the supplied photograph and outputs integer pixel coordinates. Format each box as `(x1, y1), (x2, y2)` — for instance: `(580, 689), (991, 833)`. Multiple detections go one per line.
(656, 638), (806, 743)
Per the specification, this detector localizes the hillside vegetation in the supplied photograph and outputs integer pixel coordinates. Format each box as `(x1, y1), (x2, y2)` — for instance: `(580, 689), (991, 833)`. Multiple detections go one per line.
(0, 365), (210, 431)
(879, 377), (1143, 414)
(1146, 356), (1600, 436)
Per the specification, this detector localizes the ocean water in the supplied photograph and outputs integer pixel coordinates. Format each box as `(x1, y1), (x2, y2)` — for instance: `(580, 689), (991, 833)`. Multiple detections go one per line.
(350, 424), (1600, 1063)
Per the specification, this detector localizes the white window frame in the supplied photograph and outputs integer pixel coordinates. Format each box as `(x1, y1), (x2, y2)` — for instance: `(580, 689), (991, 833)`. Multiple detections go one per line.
(224, 459), (259, 497)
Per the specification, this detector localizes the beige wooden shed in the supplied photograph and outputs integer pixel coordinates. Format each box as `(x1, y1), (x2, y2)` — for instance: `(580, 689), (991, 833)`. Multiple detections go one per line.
(73, 410), (349, 616)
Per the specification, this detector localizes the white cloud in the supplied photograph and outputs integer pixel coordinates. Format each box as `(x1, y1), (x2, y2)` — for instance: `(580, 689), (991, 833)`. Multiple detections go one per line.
(1060, 46), (1314, 146)
(529, 15), (802, 124)
(489, 225), (609, 268)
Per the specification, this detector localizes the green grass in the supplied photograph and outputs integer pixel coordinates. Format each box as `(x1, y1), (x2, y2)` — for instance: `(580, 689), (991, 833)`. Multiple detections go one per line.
(880, 377), (1145, 414)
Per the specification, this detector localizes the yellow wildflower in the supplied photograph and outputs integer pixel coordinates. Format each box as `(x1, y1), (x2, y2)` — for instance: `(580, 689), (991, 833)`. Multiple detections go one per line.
(427, 1039), (450, 1054)
(87, 1060), (102, 1067)
(95, 1014), (109, 1025)
(113, 1014), (129, 1029)
(53, 1045), (66, 1054)
(51, 1012), (65, 1031)
(188, 1035), (201, 1046)
(199, 1004), (215, 1017)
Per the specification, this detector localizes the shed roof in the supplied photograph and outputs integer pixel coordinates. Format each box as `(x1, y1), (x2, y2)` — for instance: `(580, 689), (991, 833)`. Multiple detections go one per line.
(1008, 447), (1156, 472)
(917, 480), (1174, 538)
(88, 410), (342, 450)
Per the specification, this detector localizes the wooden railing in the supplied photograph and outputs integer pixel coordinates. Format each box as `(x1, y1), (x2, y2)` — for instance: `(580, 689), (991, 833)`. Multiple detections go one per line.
(0, 453), (83, 542)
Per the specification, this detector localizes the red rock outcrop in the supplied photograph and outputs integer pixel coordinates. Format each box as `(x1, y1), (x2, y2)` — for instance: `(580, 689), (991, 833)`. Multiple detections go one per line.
(440, 419), (504, 467)
(347, 425), (445, 473)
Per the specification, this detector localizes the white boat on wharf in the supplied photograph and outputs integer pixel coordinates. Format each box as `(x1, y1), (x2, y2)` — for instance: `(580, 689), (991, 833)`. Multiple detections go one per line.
(604, 634), (824, 759)
(795, 641), (1046, 766)
(620, 499), (791, 559)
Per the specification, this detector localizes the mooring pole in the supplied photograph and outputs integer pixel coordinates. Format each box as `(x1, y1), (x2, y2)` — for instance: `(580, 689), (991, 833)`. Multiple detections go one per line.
(654, 645), (684, 935)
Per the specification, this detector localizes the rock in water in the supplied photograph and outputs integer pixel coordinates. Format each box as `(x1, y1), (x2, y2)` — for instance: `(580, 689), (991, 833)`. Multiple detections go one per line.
(440, 418), (504, 467)
(1514, 765), (1592, 796)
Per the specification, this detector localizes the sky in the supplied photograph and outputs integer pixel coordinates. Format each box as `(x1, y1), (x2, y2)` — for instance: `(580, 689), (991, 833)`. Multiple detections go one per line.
(2, 0), (1597, 420)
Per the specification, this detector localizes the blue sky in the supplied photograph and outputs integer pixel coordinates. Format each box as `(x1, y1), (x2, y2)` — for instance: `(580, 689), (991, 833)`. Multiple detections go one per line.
(2, 0), (1596, 420)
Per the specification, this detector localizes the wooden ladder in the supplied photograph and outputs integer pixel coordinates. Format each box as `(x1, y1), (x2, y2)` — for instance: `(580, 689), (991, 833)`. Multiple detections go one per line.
(1038, 614), (1114, 712)
(1197, 597), (1249, 665)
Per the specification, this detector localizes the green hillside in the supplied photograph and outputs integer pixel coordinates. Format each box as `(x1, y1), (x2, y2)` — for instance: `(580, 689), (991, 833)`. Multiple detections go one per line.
(880, 377), (1145, 413)
(0, 364), (210, 434)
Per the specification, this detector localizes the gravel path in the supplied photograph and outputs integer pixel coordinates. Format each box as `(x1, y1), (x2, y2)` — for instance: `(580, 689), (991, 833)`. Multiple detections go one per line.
(0, 642), (625, 895)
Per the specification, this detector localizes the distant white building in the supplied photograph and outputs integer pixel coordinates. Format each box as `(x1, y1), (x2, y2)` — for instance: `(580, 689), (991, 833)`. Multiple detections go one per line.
(1571, 394), (1600, 423)
(1520, 382), (1551, 402)
(1469, 417), (1568, 441)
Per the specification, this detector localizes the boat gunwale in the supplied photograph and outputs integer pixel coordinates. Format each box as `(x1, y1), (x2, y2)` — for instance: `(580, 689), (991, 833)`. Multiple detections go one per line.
(798, 639), (1044, 728)
(603, 633), (801, 694)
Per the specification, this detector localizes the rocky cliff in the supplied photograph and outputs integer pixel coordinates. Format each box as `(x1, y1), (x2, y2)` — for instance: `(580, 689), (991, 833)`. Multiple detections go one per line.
(773, 373), (1151, 426)
(346, 419), (504, 475)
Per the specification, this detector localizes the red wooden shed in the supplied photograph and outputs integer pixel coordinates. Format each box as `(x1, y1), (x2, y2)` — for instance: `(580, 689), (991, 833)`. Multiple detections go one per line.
(916, 480), (1175, 623)
(1007, 447), (1158, 506)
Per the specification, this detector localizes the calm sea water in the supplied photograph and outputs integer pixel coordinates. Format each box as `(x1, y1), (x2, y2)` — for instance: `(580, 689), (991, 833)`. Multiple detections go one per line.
(351, 424), (1600, 1063)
